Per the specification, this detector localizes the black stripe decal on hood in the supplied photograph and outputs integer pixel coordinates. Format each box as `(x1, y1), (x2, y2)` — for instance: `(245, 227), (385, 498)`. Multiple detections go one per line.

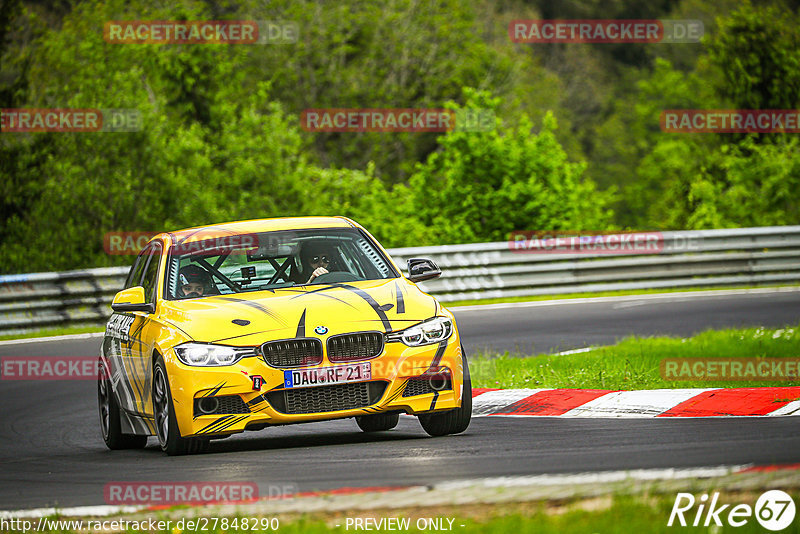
(296, 309), (306, 338)
(286, 287), (359, 309)
(332, 283), (392, 332)
(213, 296), (288, 326)
(288, 283), (392, 331)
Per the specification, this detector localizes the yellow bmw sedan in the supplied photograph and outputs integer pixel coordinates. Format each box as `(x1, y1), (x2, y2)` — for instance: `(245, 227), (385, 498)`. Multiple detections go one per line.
(98, 216), (471, 455)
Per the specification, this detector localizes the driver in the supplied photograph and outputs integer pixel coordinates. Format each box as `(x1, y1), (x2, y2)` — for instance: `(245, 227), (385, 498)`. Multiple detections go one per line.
(299, 242), (336, 284)
(177, 264), (214, 299)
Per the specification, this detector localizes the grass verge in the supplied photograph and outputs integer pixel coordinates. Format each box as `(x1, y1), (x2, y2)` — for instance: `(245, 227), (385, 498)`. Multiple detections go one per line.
(11, 490), (800, 533)
(470, 324), (800, 389)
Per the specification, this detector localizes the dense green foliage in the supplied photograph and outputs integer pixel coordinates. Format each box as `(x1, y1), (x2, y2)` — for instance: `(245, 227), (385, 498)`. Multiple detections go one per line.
(1, 0), (798, 273)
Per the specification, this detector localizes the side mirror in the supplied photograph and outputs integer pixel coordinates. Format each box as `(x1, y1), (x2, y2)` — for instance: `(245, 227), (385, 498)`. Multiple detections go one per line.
(111, 286), (154, 314)
(407, 258), (442, 283)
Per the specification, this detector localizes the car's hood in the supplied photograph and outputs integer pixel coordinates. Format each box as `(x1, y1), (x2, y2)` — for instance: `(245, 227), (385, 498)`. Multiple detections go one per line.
(158, 278), (440, 344)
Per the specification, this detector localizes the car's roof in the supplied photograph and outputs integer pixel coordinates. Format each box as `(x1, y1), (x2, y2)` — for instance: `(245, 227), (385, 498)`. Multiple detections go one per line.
(167, 216), (356, 243)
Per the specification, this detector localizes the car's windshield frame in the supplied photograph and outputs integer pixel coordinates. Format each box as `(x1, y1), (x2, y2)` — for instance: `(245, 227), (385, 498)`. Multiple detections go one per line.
(162, 227), (400, 300)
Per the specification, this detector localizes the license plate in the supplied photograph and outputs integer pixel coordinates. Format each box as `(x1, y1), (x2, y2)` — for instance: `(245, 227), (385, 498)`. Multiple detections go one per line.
(283, 362), (371, 388)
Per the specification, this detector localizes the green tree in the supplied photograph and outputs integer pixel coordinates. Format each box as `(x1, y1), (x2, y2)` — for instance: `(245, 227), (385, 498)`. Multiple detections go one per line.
(629, 2), (800, 230)
(238, 0), (570, 182)
(707, 0), (800, 111)
(638, 138), (800, 228)
(406, 89), (614, 245)
(0, 0), (311, 272)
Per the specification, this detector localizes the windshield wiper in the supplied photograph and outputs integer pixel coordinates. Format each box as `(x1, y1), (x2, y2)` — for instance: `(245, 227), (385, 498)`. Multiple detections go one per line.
(265, 282), (296, 289)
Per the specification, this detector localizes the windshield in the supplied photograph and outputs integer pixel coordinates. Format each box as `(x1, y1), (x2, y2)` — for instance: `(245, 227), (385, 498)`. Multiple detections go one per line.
(165, 228), (398, 300)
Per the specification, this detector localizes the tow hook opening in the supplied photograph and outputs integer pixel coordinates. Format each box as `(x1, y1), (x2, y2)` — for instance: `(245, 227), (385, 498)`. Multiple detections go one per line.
(427, 367), (451, 391)
(197, 397), (220, 415)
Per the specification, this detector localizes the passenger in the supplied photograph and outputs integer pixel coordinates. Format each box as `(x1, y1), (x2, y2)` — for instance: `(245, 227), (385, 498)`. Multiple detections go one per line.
(177, 264), (215, 298)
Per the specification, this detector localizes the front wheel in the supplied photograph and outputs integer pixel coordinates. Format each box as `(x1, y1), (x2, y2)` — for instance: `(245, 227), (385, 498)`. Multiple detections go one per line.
(418, 349), (472, 437)
(98, 358), (148, 450)
(356, 412), (400, 432)
(153, 356), (208, 455)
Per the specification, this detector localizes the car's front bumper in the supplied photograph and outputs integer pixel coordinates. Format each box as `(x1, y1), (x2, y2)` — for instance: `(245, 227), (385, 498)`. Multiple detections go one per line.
(164, 333), (465, 438)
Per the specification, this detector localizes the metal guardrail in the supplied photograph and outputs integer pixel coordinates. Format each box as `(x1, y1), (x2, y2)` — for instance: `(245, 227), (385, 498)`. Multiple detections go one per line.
(1, 226), (799, 335)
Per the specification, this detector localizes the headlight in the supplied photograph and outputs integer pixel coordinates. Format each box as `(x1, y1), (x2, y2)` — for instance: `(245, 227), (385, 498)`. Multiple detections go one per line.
(174, 343), (254, 367)
(387, 317), (453, 346)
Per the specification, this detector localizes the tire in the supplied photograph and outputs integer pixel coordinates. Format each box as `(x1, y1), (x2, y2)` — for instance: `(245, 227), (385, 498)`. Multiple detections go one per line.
(418, 348), (472, 437)
(153, 355), (209, 455)
(98, 358), (148, 450)
(356, 412), (400, 432)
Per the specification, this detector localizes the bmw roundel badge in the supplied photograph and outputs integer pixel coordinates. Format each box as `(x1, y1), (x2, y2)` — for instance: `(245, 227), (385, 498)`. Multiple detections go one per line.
(314, 325), (328, 335)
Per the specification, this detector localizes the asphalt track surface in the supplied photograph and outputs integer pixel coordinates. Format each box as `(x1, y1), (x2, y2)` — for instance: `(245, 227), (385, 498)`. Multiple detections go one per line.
(1, 289), (799, 510)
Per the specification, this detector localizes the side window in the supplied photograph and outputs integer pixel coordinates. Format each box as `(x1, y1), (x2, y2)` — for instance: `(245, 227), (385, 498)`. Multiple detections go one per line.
(140, 243), (163, 304)
(124, 248), (150, 289)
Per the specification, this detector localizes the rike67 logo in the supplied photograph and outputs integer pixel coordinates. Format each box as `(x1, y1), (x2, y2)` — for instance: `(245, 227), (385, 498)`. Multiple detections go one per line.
(669, 490), (796, 530)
